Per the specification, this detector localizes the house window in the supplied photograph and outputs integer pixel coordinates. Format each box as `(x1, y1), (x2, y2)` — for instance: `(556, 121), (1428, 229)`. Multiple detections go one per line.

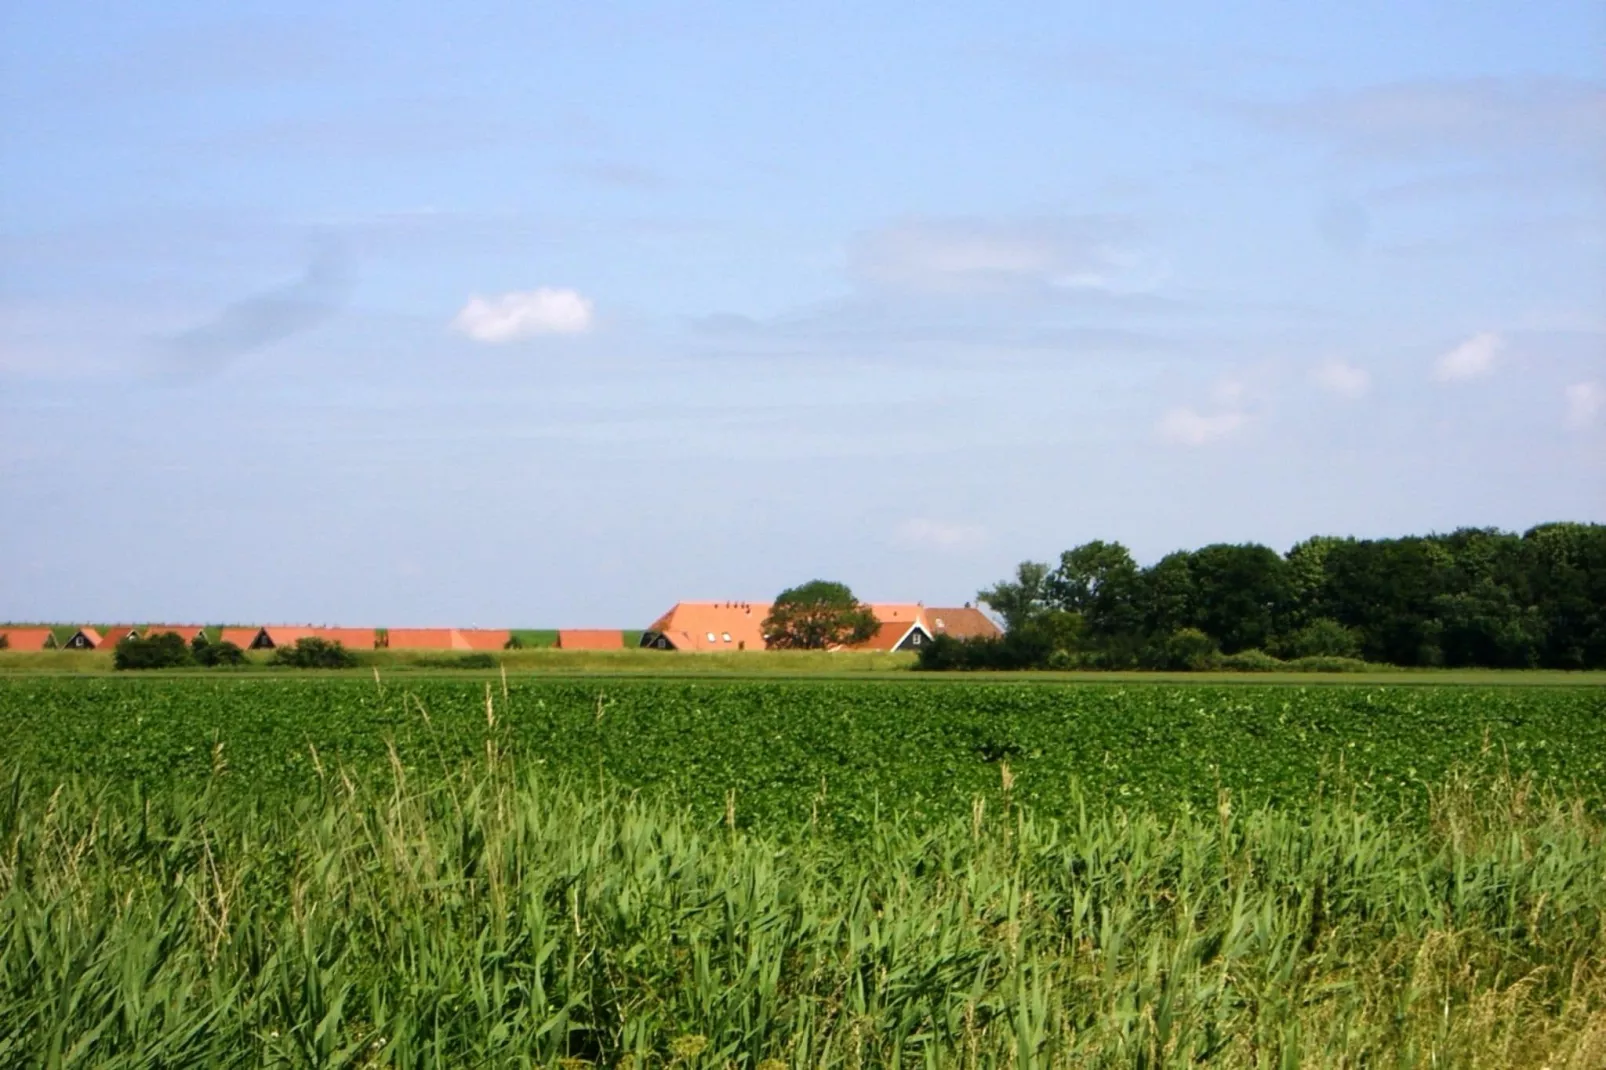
(911, 632), (922, 644)
(722, 632), (732, 642)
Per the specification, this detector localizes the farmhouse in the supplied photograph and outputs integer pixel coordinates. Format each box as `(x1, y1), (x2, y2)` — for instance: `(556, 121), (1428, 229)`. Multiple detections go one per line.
(0, 628), (57, 651)
(639, 602), (1000, 652)
(557, 629), (624, 650)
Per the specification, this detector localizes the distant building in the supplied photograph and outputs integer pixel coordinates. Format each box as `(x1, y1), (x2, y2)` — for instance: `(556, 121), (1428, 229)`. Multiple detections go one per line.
(0, 628), (57, 651)
(248, 626), (378, 650)
(65, 626), (136, 650)
(385, 628), (458, 650)
(218, 627), (260, 649)
(640, 601), (999, 652)
(557, 629), (624, 650)
(144, 625), (207, 644)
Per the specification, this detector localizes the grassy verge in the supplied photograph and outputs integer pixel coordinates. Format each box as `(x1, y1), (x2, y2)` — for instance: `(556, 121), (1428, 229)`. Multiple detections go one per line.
(3, 647), (1604, 685)
(2, 759), (1601, 1067)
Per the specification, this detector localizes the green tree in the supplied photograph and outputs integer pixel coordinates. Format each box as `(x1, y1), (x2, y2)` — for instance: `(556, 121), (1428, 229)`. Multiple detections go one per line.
(1185, 543), (1291, 654)
(977, 561), (1052, 630)
(113, 632), (193, 670)
(762, 581), (878, 650)
(1048, 541), (1144, 638)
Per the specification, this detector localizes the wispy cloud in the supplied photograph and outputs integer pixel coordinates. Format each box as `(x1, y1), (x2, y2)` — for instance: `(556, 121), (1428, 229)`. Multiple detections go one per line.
(1564, 381), (1605, 430)
(1311, 359), (1370, 399)
(1258, 77), (1606, 162)
(1433, 332), (1501, 382)
(451, 288), (595, 342)
(158, 242), (351, 379)
(895, 518), (988, 552)
(850, 216), (1162, 299)
(1156, 407), (1247, 447)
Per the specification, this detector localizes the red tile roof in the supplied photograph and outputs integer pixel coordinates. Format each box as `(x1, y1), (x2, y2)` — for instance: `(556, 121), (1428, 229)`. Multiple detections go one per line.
(557, 629), (624, 650)
(1, 628), (55, 652)
(67, 627), (135, 649)
(218, 628), (261, 649)
(144, 625), (206, 642)
(922, 607), (1002, 641)
(455, 629), (511, 651)
(850, 619), (928, 652)
(256, 626), (377, 650)
(645, 602), (771, 651)
(385, 628), (458, 650)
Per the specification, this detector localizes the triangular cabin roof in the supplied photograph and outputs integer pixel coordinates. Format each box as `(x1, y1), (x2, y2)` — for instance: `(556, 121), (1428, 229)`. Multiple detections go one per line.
(1, 628), (57, 651)
(847, 619), (931, 652)
(557, 629), (624, 650)
(67, 626), (134, 649)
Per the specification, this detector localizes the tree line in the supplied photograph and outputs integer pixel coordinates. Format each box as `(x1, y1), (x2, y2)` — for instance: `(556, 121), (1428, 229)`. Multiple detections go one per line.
(922, 522), (1606, 671)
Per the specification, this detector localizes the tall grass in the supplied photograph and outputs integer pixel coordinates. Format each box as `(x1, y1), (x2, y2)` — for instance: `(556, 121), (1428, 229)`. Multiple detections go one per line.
(2, 757), (1602, 1068)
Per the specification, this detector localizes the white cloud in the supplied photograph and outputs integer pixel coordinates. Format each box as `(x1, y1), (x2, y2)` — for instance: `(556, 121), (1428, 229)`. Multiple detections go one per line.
(450, 288), (594, 342)
(1433, 332), (1501, 382)
(895, 518), (987, 552)
(1156, 406), (1247, 446)
(1311, 359), (1371, 399)
(1565, 381), (1605, 430)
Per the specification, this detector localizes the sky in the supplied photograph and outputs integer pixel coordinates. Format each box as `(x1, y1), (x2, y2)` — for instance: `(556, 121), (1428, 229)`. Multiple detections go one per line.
(1, 1), (1603, 627)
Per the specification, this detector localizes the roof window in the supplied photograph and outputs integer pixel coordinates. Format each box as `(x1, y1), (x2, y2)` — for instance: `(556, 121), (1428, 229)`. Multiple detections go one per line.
(722, 632), (732, 642)
(707, 632), (717, 642)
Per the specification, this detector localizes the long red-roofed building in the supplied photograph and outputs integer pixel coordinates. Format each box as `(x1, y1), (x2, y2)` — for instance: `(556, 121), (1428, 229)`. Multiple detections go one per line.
(1, 628), (56, 651)
(557, 629), (624, 650)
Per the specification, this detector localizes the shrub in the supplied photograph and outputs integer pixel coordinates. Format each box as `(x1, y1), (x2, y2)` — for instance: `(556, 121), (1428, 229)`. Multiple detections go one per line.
(269, 637), (358, 669)
(191, 637), (246, 667)
(1217, 648), (1286, 672)
(113, 632), (193, 670)
(414, 653), (498, 669)
(916, 630), (1054, 671)
(1146, 628), (1221, 671)
(1285, 655), (1376, 673)
(1277, 618), (1363, 660)
(503, 634), (524, 650)
(0, 634), (8, 650)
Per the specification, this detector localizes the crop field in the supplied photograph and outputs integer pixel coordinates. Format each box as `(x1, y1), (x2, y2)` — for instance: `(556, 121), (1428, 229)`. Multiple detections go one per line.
(1, 677), (1602, 830)
(2, 677), (1603, 1066)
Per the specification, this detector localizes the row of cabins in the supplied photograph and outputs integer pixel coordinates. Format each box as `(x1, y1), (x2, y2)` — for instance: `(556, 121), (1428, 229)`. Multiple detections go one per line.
(0, 626), (623, 652)
(0, 604), (1000, 655)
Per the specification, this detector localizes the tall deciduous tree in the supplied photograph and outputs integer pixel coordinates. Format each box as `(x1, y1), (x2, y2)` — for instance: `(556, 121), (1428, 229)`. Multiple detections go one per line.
(977, 561), (1052, 630)
(762, 581), (879, 650)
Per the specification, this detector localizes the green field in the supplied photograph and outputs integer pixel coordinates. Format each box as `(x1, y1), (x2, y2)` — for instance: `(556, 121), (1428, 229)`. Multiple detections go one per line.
(2, 676), (1603, 1066)
(2, 677), (1603, 830)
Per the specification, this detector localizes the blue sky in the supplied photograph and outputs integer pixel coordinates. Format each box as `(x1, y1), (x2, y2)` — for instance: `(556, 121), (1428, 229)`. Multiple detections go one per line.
(2, 1), (1602, 627)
